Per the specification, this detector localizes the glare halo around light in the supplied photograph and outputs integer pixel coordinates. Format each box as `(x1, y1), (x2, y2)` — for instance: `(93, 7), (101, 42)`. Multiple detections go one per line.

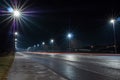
(7, 7), (14, 13)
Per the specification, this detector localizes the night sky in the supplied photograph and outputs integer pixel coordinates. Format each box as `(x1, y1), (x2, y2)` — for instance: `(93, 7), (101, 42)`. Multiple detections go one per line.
(0, 0), (120, 49)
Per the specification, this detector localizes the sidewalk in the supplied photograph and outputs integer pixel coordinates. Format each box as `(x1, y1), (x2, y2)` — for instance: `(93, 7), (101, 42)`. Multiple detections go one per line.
(7, 53), (67, 80)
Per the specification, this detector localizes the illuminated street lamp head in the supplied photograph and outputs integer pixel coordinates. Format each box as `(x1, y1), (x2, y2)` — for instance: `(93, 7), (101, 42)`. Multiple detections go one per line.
(15, 38), (17, 41)
(14, 32), (18, 36)
(67, 33), (73, 39)
(37, 44), (39, 47)
(50, 39), (54, 43)
(110, 19), (115, 24)
(2, 0), (36, 28)
(42, 42), (45, 45)
(13, 10), (21, 18)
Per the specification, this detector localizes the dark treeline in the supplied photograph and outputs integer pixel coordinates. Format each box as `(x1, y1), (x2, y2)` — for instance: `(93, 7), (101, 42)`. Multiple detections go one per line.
(0, 21), (14, 56)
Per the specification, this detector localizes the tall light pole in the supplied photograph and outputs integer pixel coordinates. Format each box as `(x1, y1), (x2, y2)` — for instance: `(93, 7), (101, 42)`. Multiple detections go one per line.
(50, 39), (54, 52)
(14, 38), (17, 49)
(12, 9), (21, 50)
(42, 42), (45, 51)
(2, 1), (35, 52)
(67, 33), (73, 52)
(110, 19), (117, 54)
(14, 32), (18, 50)
(8, 8), (21, 50)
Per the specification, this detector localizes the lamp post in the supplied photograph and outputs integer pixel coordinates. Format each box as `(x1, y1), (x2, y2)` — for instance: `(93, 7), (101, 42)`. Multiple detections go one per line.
(110, 19), (117, 54)
(2, 1), (34, 52)
(14, 32), (18, 50)
(13, 10), (21, 50)
(67, 33), (73, 52)
(42, 42), (45, 51)
(50, 39), (54, 52)
(8, 8), (21, 50)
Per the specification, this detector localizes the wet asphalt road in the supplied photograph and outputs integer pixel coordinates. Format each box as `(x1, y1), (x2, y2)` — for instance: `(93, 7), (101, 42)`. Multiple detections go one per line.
(21, 52), (120, 80)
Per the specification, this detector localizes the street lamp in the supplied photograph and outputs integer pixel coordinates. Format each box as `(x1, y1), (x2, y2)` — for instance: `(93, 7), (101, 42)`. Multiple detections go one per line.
(14, 32), (18, 36)
(37, 44), (39, 47)
(15, 38), (17, 41)
(50, 39), (54, 52)
(15, 38), (17, 49)
(14, 32), (18, 50)
(110, 19), (117, 54)
(42, 42), (45, 51)
(42, 42), (45, 45)
(67, 33), (73, 52)
(2, 1), (35, 52)
(9, 9), (21, 50)
(50, 39), (54, 44)
(67, 33), (73, 39)
(13, 10), (21, 18)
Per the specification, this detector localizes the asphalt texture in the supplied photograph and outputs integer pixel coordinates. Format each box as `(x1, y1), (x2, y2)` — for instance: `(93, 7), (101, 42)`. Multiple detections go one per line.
(25, 52), (120, 80)
(7, 52), (67, 80)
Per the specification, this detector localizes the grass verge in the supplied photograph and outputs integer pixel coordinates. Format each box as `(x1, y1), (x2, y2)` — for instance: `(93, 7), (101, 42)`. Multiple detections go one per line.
(0, 52), (14, 80)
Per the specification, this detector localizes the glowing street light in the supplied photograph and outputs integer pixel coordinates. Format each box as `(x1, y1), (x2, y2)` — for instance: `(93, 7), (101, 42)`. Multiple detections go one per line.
(14, 31), (18, 50)
(41, 42), (45, 51)
(37, 44), (39, 47)
(15, 41), (17, 44)
(110, 19), (115, 24)
(1, 1), (36, 51)
(13, 10), (21, 18)
(50, 39), (54, 44)
(67, 33), (73, 39)
(8, 8), (21, 50)
(42, 42), (45, 45)
(50, 39), (54, 52)
(7, 7), (21, 18)
(14, 32), (18, 36)
(110, 19), (117, 54)
(15, 38), (17, 41)
(67, 33), (73, 52)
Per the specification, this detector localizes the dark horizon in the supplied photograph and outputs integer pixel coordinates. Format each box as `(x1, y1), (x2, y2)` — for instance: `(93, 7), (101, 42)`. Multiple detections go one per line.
(0, 0), (120, 50)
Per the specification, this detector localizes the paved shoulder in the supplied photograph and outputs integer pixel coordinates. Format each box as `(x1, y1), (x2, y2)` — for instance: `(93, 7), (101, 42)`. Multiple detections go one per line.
(7, 53), (67, 80)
